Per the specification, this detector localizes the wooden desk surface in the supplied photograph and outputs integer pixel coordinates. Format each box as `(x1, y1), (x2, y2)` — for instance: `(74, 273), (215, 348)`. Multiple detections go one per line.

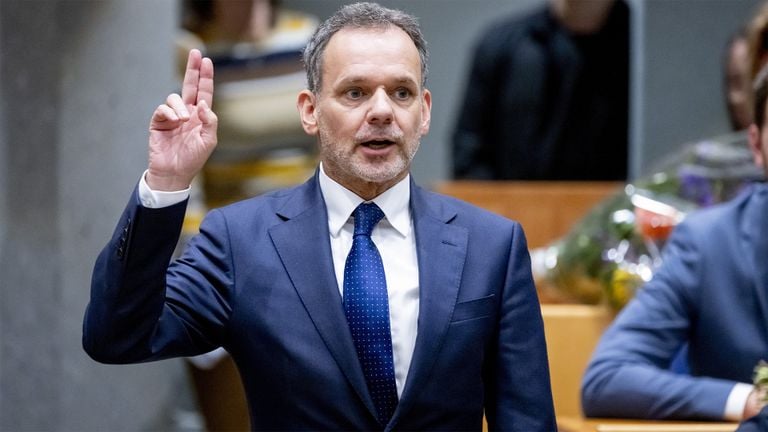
(558, 416), (738, 432)
(432, 180), (622, 249)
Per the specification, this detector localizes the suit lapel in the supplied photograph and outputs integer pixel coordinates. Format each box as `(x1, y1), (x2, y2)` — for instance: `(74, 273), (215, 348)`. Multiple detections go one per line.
(268, 174), (379, 421)
(392, 184), (468, 423)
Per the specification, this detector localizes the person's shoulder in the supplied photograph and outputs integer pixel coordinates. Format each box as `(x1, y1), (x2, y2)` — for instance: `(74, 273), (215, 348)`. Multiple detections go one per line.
(682, 182), (764, 228)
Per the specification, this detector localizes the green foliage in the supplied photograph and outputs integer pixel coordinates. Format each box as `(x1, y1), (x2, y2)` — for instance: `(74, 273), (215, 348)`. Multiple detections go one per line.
(534, 132), (763, 311)
(754, 360), (768, 403)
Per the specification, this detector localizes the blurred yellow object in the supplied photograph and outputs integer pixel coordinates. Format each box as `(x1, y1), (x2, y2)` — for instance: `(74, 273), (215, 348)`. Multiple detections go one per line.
(202, 149), (316, 208)
(182, 210), (204, 236)
(215, 71), (309, 151)
(607, 267), (644, 310)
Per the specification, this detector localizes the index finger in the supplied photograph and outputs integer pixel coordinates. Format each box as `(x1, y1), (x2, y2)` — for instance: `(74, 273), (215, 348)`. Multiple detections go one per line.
(181, 49), (203, 106)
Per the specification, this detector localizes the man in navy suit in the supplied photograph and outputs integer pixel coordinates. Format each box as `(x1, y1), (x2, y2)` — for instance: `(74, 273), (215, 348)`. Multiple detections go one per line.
(83, 2), (556, 430)
(581, 64), (768, 422)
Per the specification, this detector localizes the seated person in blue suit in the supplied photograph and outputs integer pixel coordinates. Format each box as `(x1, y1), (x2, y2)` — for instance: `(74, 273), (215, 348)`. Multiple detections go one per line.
(581, 63), (768, 422)
(82, 2), (556, 430)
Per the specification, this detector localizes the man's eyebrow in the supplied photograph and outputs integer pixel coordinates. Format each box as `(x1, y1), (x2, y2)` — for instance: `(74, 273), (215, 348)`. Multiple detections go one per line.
(337, 75), (418, 86)
(394, 76), (418, 85)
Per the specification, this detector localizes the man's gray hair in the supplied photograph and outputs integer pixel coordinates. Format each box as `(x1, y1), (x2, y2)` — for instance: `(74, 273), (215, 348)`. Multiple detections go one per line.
(302, 2), (429, 93)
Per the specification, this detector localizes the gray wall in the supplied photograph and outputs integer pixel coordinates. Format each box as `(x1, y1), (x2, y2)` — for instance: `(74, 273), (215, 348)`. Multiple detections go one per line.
(0, 1), (187, 430)
(629, 0), (762, 177)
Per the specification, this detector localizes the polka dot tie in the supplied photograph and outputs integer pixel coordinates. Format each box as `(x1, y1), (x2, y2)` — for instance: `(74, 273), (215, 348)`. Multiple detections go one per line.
(343, 203), (398, 425)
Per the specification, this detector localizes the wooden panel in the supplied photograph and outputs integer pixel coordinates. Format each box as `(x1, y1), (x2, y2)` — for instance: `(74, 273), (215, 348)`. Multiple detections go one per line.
(432, 181), (622, 249)
(557, 416), (738, 432)
(186, 356), (250, 431)
(541, 304), (614, 419)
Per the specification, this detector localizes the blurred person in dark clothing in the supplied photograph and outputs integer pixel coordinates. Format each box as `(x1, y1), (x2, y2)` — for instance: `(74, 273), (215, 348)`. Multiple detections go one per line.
(452, 0), (629, 181)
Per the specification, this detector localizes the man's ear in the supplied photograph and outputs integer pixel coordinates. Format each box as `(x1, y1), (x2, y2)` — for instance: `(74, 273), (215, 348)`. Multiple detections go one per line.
(419, 88), (432, 136)
(297, 90), (319, 135)
(748, 123), (765, 168)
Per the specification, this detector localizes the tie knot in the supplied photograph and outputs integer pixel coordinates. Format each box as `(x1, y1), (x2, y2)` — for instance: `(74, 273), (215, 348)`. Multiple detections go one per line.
(353, 203), (385, 236)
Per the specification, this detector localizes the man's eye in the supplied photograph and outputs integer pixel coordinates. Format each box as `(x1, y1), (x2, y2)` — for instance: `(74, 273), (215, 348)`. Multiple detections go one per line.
(394, 88), (411, 100)
(346, 89), (363, 99)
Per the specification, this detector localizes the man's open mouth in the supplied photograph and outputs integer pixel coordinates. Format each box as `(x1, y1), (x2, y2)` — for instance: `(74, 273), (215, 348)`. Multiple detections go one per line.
(361, 140), (395, 149)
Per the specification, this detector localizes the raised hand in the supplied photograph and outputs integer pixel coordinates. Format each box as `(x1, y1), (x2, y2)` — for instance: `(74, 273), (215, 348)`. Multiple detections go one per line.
(147, 49), (218, 191)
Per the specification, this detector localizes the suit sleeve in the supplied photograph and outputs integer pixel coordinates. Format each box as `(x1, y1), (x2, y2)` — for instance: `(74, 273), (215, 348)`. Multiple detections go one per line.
(581, 222), (736, 420)
(486, 222), (557, 431)
(83, 186), (234, 363)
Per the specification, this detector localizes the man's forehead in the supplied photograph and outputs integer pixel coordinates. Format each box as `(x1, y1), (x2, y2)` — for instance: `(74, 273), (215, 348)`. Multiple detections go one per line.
(327, 25), (412, 48)
(322, 26), (421, 74)
(321, 25), (421, 86)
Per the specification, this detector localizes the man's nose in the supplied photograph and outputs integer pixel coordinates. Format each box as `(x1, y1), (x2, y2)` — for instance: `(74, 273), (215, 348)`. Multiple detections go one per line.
(366, 88), (394, 125)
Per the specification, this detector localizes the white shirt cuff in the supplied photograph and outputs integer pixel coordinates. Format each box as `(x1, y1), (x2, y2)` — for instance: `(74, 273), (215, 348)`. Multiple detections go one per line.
(138, 170), (190, 208)
(724, 382), (754, 421)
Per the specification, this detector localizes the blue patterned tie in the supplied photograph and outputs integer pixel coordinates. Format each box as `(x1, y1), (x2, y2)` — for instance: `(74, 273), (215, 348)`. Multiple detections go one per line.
(343, 202), (398, 425)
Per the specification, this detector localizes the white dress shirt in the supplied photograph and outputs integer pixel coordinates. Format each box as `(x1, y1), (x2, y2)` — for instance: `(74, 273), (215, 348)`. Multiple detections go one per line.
(725, 382), (753, 421)
(317, 164), (419, 398)
(138, 165), (420, 397)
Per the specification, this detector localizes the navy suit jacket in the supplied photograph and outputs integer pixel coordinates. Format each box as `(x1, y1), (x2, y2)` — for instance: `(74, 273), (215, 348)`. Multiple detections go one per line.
(582, 183), (768, 420)
(83, 173), (556, 431)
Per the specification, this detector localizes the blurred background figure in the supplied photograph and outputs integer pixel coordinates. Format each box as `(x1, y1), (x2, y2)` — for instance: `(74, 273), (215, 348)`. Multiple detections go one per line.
(724, 29), (753, 131)
(178, 0), (319, 212)
(176, 1), (318, 430)
(724, 0), (768, 134)
(451, 0), (630, 181)
(180, 0), (278, 57)
(747, 1), (768, 79)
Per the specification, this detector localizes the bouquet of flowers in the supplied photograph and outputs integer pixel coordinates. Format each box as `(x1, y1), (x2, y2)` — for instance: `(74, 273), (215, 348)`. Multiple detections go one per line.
(532, 131), (764, 311)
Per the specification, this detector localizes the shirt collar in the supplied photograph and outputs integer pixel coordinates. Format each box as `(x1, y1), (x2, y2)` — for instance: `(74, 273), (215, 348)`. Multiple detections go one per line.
(318, 163), (412, 238)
